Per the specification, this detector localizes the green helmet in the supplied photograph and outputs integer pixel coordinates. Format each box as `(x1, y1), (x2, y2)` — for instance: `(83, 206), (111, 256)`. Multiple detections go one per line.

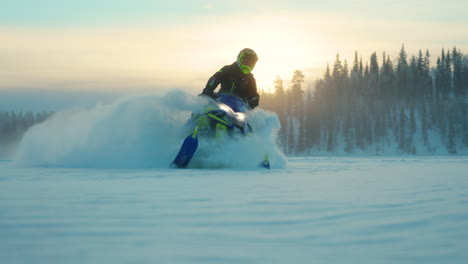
(237, 48), (258, 74)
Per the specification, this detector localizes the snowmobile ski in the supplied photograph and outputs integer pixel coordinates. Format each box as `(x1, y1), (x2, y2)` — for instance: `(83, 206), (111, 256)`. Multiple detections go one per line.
(171, 127), (199, 168)
(259, 153), (271, 169)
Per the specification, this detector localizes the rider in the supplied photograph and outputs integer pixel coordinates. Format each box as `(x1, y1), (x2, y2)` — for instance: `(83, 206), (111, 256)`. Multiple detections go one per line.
(201, 48), (260, 110)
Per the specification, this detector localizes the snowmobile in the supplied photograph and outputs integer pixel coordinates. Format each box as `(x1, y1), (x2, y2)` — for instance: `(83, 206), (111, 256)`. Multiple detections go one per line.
(171, 93), (270, 169)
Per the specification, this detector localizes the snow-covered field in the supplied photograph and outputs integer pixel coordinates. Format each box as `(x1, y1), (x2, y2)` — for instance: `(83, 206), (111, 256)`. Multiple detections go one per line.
(2, 93), (468, 263)
(1, 157), (467, 264)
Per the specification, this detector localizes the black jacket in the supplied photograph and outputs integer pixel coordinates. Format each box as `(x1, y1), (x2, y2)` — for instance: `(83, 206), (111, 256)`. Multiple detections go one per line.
(202, 62), (259, 109)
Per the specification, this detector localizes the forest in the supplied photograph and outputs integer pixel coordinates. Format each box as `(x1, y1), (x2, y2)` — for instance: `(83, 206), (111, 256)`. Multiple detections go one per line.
(260, 46), (468, 155)
(0, 111), (52, 158)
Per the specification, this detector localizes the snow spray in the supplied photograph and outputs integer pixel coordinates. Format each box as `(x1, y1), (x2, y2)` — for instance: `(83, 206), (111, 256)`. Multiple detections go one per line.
(15, 91), (286, 169)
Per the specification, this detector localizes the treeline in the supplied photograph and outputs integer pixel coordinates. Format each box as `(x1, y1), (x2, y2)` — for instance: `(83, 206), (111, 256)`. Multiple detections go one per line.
(0, 111), (52, 158)
(260, 46), (468, 155)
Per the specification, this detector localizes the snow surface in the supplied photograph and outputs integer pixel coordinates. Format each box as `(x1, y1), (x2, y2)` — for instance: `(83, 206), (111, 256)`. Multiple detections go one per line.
(1, 157), (468, 264)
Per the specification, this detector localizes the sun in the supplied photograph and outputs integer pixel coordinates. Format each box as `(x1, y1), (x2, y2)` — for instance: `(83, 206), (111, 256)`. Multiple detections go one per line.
(225, 15), (330, 92)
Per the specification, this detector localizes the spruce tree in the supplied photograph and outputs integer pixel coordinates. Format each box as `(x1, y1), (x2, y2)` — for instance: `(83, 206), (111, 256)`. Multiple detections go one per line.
(452, 47), (464, 96)
(290, 70), (305, 152)
(273, 76), (287, 149)
(397, 44), (409, 97)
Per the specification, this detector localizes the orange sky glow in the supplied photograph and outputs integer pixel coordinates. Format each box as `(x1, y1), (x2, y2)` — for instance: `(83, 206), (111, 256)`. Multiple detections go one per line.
(1, 8), (468, 93)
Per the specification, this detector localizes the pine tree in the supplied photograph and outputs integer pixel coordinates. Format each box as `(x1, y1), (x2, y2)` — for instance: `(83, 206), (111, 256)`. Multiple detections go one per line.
(350, 52), (362, 95)
(342, 60), (349, 80)
(290, 70), (305, 152)
(331, 54), (344, 94)
(452, 47), (464, 96)
(381, 54), (395, 97)
(409, 107), (417, 154)
(408, 56), (417, 98)
(287, 117), (294, 154)
(369, 52), (380, 95)
(352, 51), (359, 73)
(463, 54), (468, 97)
(421, 105), (431, 152)
(273, 76), (287, 149)
(447, 113), (456, 154)
(398, 108), (407, 153)
(397, 44), (409, 97)
(304, 87), (318, 150)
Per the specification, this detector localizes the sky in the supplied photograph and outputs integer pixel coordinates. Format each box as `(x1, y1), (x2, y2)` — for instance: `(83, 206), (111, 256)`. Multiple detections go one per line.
(1, 0), (468, 95)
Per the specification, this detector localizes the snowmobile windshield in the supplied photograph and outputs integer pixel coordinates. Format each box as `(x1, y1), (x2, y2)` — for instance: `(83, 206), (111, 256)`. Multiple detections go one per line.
(216, 94), (247, 113)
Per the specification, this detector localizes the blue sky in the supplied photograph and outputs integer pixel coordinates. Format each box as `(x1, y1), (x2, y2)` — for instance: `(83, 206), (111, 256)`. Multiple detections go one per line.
(1, 0), (202, 26)
(1, 0), (468, 93)
(3, 0), (468, 26)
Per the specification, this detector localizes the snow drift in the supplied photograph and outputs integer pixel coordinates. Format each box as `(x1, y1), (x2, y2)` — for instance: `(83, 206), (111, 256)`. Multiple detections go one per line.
(15, 91), (286, 169)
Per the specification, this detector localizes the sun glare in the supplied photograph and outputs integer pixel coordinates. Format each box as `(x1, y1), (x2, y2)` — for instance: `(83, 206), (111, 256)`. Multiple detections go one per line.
(198, 14), (331, 92)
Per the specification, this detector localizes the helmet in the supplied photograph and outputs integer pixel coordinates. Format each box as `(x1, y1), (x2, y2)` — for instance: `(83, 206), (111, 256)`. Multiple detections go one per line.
(237, 48), (258, 74)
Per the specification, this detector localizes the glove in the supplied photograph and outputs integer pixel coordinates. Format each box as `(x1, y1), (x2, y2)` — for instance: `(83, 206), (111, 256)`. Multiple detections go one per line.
(200, 89), (214, 98)
(247, 97), (259, 109)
